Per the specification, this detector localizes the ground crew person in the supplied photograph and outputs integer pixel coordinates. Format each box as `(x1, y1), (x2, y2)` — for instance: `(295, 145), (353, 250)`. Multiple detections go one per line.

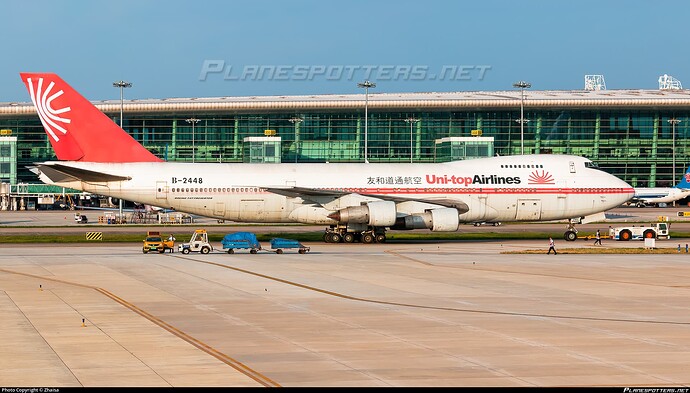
(168, 234), (176, 253)
(547, 237), (557, 255)
(593, 230), (602, 246)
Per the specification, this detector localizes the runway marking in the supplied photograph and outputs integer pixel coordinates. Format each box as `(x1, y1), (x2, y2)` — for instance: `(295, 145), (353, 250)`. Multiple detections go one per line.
(172, 256), (690, 326)
(0, 267), (280, 387)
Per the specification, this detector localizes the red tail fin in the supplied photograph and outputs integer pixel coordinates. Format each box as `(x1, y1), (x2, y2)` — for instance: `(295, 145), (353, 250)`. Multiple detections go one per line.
(20, 73), (162, 163)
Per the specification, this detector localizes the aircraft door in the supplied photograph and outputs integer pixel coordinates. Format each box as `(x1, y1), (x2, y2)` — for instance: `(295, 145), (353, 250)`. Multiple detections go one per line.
(156, 181), (167, 200)
(214, 202), (226, 217)
(515, 199), (542, 220)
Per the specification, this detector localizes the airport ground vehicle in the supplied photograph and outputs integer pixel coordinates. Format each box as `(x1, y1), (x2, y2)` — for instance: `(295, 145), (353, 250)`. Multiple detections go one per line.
(269, 238), (310, 254)
(178, 229), (213, 254)
(143, 231), (166, 254)
(221, 232), (262, 254)
(608, 222), (670, 241)
(472, 221), (501, 227)
(74, 213), (88, 224)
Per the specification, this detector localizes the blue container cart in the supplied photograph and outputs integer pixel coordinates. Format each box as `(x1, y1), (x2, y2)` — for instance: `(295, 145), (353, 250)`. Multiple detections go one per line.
(221, 232), (262, 254)
(269, 238), (310, 254)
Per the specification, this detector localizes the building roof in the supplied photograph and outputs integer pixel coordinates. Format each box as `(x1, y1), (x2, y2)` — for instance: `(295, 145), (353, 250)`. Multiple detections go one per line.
(2, 88), (690, 115)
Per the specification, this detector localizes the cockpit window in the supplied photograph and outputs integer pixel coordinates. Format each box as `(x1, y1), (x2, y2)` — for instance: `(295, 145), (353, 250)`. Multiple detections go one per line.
(585, 161), (608, 172)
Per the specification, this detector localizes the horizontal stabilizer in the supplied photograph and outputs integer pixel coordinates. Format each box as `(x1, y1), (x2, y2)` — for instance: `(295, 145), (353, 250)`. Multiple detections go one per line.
(32, 163), (131, 183)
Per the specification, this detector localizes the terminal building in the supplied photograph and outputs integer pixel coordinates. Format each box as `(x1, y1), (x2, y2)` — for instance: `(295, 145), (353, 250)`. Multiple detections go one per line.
(0, 74), (689, 208)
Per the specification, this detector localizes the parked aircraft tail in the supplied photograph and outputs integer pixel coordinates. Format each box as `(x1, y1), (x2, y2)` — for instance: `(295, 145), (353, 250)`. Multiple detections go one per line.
(20, 73), (161, 163)
(675, 164), (690, 189)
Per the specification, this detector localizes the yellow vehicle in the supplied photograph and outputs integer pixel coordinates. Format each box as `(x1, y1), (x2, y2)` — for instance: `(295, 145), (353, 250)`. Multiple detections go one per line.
(143, 231), (175, 254)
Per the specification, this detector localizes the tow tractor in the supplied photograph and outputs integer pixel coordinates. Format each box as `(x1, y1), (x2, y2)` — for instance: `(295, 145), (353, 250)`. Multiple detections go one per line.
(178, 229), (213, 254)
(609, 222), (671, 241)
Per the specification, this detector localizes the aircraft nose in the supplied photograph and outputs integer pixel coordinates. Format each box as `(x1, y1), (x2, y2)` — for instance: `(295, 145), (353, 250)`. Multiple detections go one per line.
(613, 176), (635, 206)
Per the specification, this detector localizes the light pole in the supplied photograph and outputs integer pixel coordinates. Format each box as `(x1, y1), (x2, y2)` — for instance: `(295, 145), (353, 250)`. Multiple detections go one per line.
(112, 80), (132, 222)
(186, 118), (200, 163)
(404, 117), (419, 163)
(288, 117), (303, 163)
(357, 80), (376, 163)
(668, 118), (681, 181)
(112, 80), (132, 128)
(513, 81), (531, 155)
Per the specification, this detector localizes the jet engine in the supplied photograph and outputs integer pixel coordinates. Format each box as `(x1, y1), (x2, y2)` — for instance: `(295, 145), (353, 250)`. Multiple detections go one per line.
(327, 200), (397, 226)
(391, 208), (460, 232)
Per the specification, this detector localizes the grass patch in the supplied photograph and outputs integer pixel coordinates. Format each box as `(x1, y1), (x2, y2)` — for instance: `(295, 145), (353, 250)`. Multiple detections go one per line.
(0, 229), (689, 244)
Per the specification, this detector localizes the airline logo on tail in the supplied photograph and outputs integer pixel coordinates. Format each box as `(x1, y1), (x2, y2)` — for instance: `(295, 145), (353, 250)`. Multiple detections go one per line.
(21, 73), (162, 163)
(26, 77), (71, 142)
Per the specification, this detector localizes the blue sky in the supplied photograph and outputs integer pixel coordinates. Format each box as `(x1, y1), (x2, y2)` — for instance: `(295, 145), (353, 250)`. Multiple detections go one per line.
(2, 0), (689, 101)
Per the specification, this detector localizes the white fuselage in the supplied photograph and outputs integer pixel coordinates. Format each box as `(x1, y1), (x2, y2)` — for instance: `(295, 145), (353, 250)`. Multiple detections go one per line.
(633, 187), (690, 204)
(38, 154), (633, 227)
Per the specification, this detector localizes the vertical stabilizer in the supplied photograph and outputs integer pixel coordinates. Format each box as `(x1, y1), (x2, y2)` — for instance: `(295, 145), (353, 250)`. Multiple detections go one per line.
(675, 164), (690, 189)
(20, 73), (162, 162)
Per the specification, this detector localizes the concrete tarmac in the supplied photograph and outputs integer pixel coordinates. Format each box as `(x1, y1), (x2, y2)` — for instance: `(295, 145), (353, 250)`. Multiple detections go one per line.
(1, 208), (690, 386)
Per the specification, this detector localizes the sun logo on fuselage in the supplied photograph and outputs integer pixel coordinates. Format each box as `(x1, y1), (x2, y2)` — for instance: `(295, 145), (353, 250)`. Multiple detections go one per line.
(27, 77), (71, 142)
(528, 170), (555, 184)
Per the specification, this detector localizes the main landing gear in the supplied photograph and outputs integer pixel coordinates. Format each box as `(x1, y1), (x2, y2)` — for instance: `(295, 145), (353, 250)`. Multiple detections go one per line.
(323, 226), (387, 244)
(563, 221), (579, 241)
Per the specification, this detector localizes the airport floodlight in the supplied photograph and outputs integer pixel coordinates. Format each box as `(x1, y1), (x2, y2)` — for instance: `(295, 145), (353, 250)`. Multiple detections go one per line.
(668, 118), (682, 181)
(513, 81), (531, 155)
(112, 80), (132, 220)
(404, 117), (419, 163)
(357, 80), (377, 163)
(112, 80), (132, 128)
(186, 117), (200, 163)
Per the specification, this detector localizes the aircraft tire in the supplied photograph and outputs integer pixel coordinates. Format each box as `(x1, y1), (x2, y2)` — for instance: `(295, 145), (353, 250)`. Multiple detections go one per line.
(362, 233), (375, 244)
(343, 233), (355, 243)
(564, 230), (577, 241)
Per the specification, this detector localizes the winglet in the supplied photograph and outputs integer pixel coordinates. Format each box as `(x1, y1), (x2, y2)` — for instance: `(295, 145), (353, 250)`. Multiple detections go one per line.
(20, 73), (162, 162)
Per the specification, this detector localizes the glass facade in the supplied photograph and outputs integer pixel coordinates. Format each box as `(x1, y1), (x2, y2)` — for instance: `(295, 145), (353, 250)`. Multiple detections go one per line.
(1, 107), (689, 188)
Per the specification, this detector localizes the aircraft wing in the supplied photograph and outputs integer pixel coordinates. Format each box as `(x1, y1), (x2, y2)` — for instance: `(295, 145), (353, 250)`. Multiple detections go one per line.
(29, 163), (132, 183)
(265, 186), (470, 213)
